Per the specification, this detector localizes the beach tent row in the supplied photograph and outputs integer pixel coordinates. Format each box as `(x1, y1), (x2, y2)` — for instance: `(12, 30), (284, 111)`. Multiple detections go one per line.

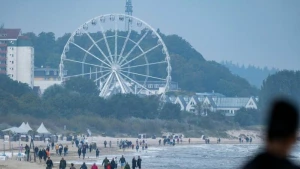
(2, 122), (51, 134)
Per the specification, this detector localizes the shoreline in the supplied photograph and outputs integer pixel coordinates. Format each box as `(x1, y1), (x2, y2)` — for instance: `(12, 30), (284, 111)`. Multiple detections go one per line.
(0, 135), (262, 169)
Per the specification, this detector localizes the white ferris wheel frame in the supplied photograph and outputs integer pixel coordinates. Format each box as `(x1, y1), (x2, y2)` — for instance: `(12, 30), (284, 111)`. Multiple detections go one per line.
(59, 14), (172, 100)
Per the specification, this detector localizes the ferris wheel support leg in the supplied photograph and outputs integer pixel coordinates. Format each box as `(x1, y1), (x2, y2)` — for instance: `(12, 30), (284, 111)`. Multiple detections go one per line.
(99, 73), (113, 97)
(114, 72), (127, 94)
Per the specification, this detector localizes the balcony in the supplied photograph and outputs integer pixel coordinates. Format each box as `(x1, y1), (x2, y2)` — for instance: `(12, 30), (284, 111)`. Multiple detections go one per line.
(0, 70), (6, 74)
(0, 57), (6, 61)
(0, 50), (7, 54)
(0, 63), (6, 67)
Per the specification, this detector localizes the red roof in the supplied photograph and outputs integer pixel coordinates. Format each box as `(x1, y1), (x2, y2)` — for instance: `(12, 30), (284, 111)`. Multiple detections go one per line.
(0, 29), (21, 39)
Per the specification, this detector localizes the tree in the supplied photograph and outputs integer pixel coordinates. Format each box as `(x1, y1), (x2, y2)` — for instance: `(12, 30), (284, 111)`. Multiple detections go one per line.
(234, 108), (261, 126)
(64, 77), (99, 95)
(260, 70), (300, 109)
(159, 103), (181, 120)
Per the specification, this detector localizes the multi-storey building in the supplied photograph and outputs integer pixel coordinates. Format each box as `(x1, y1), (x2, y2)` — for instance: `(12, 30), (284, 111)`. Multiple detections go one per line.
(0, 28), (34, 88)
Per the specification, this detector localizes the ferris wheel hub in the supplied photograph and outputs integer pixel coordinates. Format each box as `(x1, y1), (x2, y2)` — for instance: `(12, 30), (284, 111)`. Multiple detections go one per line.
(111, 63), (121, 72)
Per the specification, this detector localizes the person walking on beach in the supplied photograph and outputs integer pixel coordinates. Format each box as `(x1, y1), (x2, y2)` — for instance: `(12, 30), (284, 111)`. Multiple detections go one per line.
(46, 157), (53, 169)
(82, 146), (87, 159)
(91, 163), (98, 169)
(132, 157), (137, 169)
(114, 157), (118, 169)
(102, 157), (110, 169)
(188, 138), (191, 144)
(78, 148), (82, 158)
(70, 163), (76, 169)
(136, 144), (139, 152)
(43, 148), (47, 161)
(137, 156), (142, 169)
(111, 158), (116, 169)
(120, 155), (126, 169)
(38, 149), (43, 163)
(241, 99), (300, 169)
(109, 141), (112, 148)
(96, 148), (100, 158)
(59, 157), (67, 169)
(104, 141), (107, 148)
(124, 163), (130, 169)
(80, 162), (88, 169)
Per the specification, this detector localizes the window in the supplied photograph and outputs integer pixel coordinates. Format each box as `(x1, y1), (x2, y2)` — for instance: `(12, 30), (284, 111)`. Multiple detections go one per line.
(154, 84), (159, 88)
(12, 61), (14, 64)
(45, 70), (50, 75)
(148, 84), (153, 88)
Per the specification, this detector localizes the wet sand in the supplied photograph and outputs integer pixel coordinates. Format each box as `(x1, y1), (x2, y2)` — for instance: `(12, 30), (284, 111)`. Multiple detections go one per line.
(0, 133), (262, 169)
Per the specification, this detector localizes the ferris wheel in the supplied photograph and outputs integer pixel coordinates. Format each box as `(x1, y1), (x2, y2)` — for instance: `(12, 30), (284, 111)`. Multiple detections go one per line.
(59, 14), (171, 99)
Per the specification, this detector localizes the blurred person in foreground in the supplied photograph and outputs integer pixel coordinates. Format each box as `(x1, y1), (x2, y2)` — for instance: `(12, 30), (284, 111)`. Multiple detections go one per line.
(242, 99), (300, 169)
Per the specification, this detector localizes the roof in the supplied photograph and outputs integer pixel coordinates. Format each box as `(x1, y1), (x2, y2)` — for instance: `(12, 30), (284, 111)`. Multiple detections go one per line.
(195, 92), (225, 97)
(36, 123), (51, 134)
(19, 122), (33, 132)
(2, 127), (28, 134)
(0, 29), (21, 40)
(213, 97), (250, 108)
(176, 96), (188, 107)
(25, 122), (33, 131)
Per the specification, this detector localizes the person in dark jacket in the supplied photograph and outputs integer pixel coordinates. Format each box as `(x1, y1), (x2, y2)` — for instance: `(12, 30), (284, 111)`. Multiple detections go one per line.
(102, 157), (109, 169)
(132, 157), (137, 169)
(59, 157), (67, 169)
(46, 157), (53, 169)
(38, 149), (43, 163)
(80, 162), (87, 169)
(96, 148), (100, 158)
(43, 149), (47, 161)
(110, 158), (116, 169)
(241, 99), (300, 169)
(137, 156), (142, 169)
(82, 147), (86, 159)
(78, 148), (82, 158)
(119, 155), (126, 169)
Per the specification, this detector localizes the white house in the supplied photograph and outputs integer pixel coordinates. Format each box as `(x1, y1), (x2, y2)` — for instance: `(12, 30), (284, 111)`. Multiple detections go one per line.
(203, 96), (258, 116)
(174, 96), (188, 111)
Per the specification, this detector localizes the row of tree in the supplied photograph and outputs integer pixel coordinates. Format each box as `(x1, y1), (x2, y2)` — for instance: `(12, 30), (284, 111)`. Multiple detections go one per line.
(0, 75), (181, 121)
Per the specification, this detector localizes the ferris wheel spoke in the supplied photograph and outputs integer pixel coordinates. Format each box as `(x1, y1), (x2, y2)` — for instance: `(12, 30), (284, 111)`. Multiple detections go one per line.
(93, 71), (111, 82)
(118, 28), (132, 63)
(119, 30), (149, 65)
(119, 72), (155, 94)
(64, 69), (110, 79)
(121, 44), (161, 67)
(121, 61), (166, 70)
(114, 20), (118, 63)
(99, 25), (114, 63)
(83, 30), (112, 65)
(63, 58), (111, 70)
(70, 42), (111, 67)
(121, 70), (166, 81)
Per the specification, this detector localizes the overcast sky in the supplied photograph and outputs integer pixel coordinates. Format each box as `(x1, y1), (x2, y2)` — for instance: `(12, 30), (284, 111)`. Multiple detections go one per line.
(1, 0), (299, 70)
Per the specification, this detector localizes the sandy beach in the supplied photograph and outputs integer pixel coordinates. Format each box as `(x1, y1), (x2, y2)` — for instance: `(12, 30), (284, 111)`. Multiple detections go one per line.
(0, 130), (263, 169)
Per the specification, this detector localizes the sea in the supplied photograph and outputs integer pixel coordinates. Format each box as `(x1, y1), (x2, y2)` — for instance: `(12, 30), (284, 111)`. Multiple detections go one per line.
(65, 144), (300, 169)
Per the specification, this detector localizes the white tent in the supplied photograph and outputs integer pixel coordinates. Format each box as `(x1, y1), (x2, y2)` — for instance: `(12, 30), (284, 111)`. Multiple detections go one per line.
(2, 127), (27, 134)
(18, 122), (32, 133)
(25, 122), (33, 131)
(19, 122), (26, 130)
(36, 123), (51, 134)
